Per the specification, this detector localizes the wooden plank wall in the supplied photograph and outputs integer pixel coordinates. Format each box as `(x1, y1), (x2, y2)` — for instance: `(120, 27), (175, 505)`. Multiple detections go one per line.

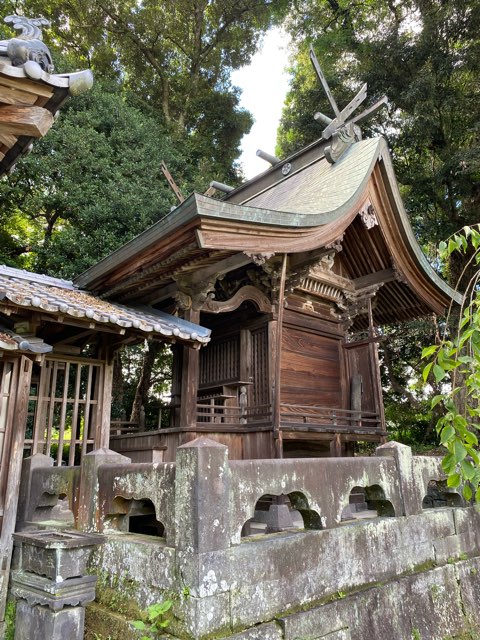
(281, 324), (343, 408)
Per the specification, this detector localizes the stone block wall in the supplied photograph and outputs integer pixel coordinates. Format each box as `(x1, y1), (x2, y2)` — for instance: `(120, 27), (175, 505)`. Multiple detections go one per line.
(17, 440), (480, 639)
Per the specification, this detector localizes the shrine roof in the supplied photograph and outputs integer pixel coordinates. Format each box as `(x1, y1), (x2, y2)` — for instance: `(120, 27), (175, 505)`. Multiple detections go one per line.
(76, 135), (458, 314)
(237, 136), (381, 217)
(0, 265), (210, 345)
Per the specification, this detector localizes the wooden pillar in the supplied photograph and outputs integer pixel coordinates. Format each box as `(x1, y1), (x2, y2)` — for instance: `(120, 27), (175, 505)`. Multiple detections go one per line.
(0, 355), (33, 621)
(239, 329), (252, 404)
(179, 309), (200, 428)
(96, 358), (113, 450)
(273, 254), (287, 459)
(367, 297), (385, 433)
(370, 340), (385, 432)
(330, 433), (342, 457)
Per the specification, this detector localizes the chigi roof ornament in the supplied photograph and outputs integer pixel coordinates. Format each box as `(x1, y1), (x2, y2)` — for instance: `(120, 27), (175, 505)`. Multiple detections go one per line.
(2, 15), (54, 74)
(309, 46), (388, 164)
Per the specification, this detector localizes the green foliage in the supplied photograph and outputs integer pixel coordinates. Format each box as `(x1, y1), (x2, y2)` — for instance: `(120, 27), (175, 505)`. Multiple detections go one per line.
(0, 78), (199, 277)
(132, 600), (174, 639)
(279, 0), (480, 259)
(422, 225), (480, 502)
(4, 599), (15, 640)
(380, 318), (443, 448)
(6, 0), (291, 182)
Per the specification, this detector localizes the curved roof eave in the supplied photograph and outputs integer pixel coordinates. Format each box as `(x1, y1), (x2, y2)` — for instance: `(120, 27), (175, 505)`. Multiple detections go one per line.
(376, 142), (462, 308)
(76, 138), (385, 290)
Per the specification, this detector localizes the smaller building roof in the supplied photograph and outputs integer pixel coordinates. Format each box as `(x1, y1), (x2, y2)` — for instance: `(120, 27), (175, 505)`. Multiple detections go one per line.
(0, 327), (52, 354)
(0, 265), (210, 346)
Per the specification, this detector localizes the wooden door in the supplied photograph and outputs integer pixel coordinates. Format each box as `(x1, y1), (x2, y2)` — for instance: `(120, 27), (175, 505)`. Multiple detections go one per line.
(281, 327), (342, 408)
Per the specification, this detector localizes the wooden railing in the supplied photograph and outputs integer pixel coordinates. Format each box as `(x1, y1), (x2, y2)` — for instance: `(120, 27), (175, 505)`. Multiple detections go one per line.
(110, 421), (140, 436)
(196, 402), (272, 426)
(280, 404), (383, 433)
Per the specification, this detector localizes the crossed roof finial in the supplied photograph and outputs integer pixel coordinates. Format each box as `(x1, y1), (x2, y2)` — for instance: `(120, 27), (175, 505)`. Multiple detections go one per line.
(309, 46), (387, 163)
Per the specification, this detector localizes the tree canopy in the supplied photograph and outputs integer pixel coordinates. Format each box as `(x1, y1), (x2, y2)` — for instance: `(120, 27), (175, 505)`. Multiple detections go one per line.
(6, 0), (290, 181)
(0, 79), (204, 278)
(279, 0), (480, 258)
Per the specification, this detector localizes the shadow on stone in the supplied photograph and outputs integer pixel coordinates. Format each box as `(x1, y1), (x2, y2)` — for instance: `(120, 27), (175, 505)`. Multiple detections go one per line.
(341, 484), (395, 521)
(107, 497), (165, 537)
(241, 492), (321, 537)
(422, 480), (463, 509)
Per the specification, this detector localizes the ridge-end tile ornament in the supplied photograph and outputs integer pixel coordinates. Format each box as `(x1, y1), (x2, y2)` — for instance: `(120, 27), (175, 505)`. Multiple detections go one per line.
(309, 46), (388, 164)
(3, 15), (54, 75)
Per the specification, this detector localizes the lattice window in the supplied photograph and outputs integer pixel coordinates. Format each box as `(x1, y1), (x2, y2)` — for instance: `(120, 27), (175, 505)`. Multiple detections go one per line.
(251, 326), (269, 407)
(199, 335), (240, 386)
(25, 356), (103, 466)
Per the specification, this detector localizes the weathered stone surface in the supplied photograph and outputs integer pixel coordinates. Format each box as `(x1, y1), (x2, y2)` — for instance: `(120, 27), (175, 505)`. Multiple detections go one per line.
(176, 548), (231, 599)
(227, 622), (283, 639)
(176, 592), (231, 639)
(14, 530), (103, 582)
(98, 461), (176, 545)
(455, 556), (480, 626)
(78, 449), (131, 532)
(229, 456), (402, 543)
(11, 571), (97, 611)
(175, 438), (230, 554)
(90, 534), (176, 605)
(279, 564), (467, 640)
(84, 602), (139, 640)
(14, 600), (85, 640)
(81, 441), (480, 640)
(229, 511), (455, 629)
(16, 453), (53, 526)
(321, 631), (351, 640)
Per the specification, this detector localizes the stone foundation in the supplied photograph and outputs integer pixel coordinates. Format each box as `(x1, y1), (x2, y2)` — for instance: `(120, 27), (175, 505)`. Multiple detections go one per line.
(87, 506), (480, 640)
(20, 440), (480, 639)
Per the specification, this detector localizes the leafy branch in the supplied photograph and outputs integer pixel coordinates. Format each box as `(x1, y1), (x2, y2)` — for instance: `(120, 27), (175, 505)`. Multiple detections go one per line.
(132, 600), (173, 639)
(422, 225), (480, 502)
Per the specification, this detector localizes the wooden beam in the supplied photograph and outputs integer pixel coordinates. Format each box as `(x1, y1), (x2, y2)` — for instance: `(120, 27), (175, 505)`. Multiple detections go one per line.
(0, 133), (17, 148)
(182, 252), (251, 285)
(353, 268), (395, 290)
(0, 104), (54, 138)
(0, 74), (54, 99)
(0, 84), (38, 106)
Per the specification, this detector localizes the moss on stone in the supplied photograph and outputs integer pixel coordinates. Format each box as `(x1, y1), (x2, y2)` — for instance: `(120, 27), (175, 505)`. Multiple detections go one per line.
(84, 602), (139, 640)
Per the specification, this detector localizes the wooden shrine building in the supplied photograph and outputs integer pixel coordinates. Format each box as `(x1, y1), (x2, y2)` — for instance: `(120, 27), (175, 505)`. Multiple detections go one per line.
(0, 21), (462, 630)
(76, 133), (457, 461)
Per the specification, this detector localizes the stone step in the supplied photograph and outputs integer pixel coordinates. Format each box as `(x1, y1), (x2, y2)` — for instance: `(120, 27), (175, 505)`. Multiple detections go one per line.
(84, 602), (141, 640)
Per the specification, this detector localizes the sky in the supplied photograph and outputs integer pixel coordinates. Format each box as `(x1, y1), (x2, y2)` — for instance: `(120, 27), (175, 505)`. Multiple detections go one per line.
(231, 27), (292, 181)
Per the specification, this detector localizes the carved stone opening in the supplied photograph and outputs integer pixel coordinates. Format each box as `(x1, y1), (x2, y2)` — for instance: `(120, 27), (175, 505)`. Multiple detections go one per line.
(341, 485), (395, 521)
(32, 492), (74, 524)
(422, 480), (463, 509)
(241, 492), (321, 538)
(109, 497), (165, 537)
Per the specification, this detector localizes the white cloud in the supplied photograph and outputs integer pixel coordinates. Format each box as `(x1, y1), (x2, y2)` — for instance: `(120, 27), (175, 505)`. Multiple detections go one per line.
(231, 27), (291, 180)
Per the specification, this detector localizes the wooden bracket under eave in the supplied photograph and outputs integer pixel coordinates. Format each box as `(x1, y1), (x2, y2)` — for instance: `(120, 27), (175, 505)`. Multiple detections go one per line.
(0, 104), (54, 137)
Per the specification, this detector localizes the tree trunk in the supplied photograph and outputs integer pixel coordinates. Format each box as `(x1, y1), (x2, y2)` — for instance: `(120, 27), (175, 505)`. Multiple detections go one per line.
(130, 341), (163, 426)
(112, 349), (126, 420)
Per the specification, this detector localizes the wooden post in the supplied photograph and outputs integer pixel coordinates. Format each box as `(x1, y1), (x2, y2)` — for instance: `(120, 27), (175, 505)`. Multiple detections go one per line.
(179, 309), (200, 428)
(96, 359), (113, 450)
(367, 297), (385, 433)
(0, 355), (33, 622)
(239, 329), (252, 405)
(273, 254), (288, 458)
